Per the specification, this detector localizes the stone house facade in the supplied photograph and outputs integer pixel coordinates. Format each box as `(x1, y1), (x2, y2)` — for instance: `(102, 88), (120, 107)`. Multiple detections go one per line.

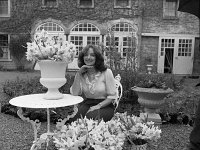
(0, 0), (199, 74)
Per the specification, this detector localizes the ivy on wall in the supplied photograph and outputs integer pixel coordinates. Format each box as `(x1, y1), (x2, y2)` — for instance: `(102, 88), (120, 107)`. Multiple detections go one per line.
(0, 0), (140, 34)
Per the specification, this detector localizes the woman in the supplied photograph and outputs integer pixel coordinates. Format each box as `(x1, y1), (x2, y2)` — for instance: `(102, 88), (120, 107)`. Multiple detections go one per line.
(70, 44), (117, 122)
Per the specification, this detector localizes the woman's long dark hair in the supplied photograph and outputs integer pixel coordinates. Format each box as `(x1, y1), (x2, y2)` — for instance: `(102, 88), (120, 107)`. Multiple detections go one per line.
(78, 44), (107, 72)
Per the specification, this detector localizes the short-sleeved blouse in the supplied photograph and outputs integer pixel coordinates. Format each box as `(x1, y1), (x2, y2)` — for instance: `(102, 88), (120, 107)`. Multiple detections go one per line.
(70, 69), (117, 100)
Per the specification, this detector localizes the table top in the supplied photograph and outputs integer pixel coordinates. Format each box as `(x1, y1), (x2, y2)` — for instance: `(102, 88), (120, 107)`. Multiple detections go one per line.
(9, 94), (83, 108)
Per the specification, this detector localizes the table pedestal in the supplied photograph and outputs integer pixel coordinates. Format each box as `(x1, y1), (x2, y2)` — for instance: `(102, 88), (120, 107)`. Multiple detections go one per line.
(9, 94), (83, 150)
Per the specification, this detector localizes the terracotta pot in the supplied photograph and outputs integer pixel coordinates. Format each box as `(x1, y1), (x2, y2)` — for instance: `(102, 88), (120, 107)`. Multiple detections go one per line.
(38, 60), (67, 100)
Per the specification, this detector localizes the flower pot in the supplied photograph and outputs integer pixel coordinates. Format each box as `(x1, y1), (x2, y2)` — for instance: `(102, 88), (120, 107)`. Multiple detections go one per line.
(146, 64), (153, 74)
(38, 60), (67, 100)
(132, 87), (173, 124)
(124, 143), (147, 150)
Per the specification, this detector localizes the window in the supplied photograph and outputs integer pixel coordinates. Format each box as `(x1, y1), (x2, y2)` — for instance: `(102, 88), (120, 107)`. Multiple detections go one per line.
(106, 22), (137, 58)
(42, 0), (58, 7)
(69, 23), (101, 57)
(35, 22), (65, 44)
(163, 0), (178, 18)
(161, 39), (175, 56)
(178, 39), (192, 56)
(0, 34), (10, 60)
(78, 0), (94, 8)
(36, 22), (64, 32)
(114, 0), (131, 8)
(0, 0), (10, 17)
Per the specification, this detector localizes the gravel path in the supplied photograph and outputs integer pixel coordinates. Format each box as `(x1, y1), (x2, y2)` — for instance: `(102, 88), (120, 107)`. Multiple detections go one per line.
(0, 71), (198, 150)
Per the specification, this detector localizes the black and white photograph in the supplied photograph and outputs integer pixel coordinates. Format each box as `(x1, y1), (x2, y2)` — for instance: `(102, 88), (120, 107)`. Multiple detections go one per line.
(0, 0), (199, 150)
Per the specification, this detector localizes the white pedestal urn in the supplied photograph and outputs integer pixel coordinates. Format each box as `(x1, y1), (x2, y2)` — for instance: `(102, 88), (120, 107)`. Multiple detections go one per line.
(38, 60), (68, 100)
(132, 87), (173, 124)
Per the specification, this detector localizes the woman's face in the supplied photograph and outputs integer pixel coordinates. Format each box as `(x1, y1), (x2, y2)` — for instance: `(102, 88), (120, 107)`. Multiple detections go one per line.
(83, 48), (96, 66)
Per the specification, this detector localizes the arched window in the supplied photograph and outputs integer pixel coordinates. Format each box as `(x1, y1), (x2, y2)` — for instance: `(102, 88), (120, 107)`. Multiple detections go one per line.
(106, 22), (138, 58)
(69, 23), (101, 57)
(35, 22), (65, 41)
(111, 22), (136, 33)
(36, 22), (64, 32)
(71, 23), (99, 32)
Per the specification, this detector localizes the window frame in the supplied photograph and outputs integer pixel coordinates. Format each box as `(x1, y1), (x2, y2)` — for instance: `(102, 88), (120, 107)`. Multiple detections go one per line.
(0, 34), (11, 61)
(0, 0), (11, 17)
(114, 0), (131, 8)
(69, 23), (101, 57)
(42, 0), (59, 8)
(105, 23), (137, 58)
(77, 0), (94, 8)
(163, 0), (178, 19)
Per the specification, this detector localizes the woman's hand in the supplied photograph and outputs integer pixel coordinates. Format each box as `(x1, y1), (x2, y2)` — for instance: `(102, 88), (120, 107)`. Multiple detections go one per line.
(87, 105), (100, 113)
(78, 65), (94, 75)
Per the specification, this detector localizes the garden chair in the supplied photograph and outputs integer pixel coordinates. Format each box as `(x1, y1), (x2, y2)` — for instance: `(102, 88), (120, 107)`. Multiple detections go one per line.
(113, 74), (123, 112)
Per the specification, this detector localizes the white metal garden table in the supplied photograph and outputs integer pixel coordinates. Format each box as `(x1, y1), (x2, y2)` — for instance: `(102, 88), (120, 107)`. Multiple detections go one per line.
(9, 94), (83, 150)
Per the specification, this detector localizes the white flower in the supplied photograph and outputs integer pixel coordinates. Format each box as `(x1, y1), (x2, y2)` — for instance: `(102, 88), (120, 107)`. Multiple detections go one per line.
(26, 29), (76, 62)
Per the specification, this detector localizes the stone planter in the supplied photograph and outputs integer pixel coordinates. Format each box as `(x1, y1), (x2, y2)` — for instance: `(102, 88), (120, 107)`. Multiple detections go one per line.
(132, 87), (173, 124)
(38, 60), (68, 100)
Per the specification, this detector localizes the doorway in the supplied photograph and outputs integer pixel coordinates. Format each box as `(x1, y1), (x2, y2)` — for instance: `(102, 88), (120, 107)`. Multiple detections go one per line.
(164, 48), (174, 73)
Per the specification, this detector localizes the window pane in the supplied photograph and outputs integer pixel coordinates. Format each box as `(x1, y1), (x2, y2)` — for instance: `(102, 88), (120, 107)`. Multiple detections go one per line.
(178, 39), (193, 57)
(80, 0), (92, 7)
(0, 34), (8, 59)
(72, 23), (99, 32)
(44, 0), (57, 6)
(0, 0), (8, 15)
(70, 36), (83, 56)
(115, 0), (129, 7)
(164, 0), (177, 17)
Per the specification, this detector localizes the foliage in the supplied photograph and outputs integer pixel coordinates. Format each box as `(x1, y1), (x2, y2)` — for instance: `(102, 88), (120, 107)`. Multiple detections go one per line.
(134, 73), (181, 90)
(26, 29), (76, 62)
(102, 29), (138, 71)
(159, 78), (200, 125)
(113, 112), (161, 146)
(9, 34), (31, 70)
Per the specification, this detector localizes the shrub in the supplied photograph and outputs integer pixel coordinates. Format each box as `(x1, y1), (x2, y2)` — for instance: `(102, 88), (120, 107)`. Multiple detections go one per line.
(1, 74), (76, 122)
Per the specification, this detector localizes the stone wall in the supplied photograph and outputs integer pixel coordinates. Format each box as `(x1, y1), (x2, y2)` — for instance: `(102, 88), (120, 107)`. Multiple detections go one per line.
(0, 0), (199, 74)
(142, 0), (199, 34)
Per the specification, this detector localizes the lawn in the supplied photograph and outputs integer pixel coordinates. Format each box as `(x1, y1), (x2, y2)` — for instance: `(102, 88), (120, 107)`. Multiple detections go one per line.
(0, 70), (199, 150)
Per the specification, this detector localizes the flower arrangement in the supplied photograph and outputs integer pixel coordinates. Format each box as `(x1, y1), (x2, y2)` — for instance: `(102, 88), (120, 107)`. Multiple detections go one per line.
(26, 29), (76, 63)
(52, 113), (161, 150)
(113, 112), (162, 146)
(53, 117), (125, 150)
(135, 73), (174, 90)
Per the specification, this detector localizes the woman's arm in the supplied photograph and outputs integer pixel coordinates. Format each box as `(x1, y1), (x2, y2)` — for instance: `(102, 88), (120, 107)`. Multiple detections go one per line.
(70, 72), (82, 96)
(70, 65), (94, 95)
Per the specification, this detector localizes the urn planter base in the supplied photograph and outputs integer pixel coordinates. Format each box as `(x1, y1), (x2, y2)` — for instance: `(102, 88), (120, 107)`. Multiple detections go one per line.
(132, 87), (173, 125)
(140, 113), (162, 125)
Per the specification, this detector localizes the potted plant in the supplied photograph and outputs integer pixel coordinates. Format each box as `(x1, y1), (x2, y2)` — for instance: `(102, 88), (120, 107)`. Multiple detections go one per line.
(113, 112), (162, 150)
(131, 74), (174, 124)
(26, 29), (76, 99)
